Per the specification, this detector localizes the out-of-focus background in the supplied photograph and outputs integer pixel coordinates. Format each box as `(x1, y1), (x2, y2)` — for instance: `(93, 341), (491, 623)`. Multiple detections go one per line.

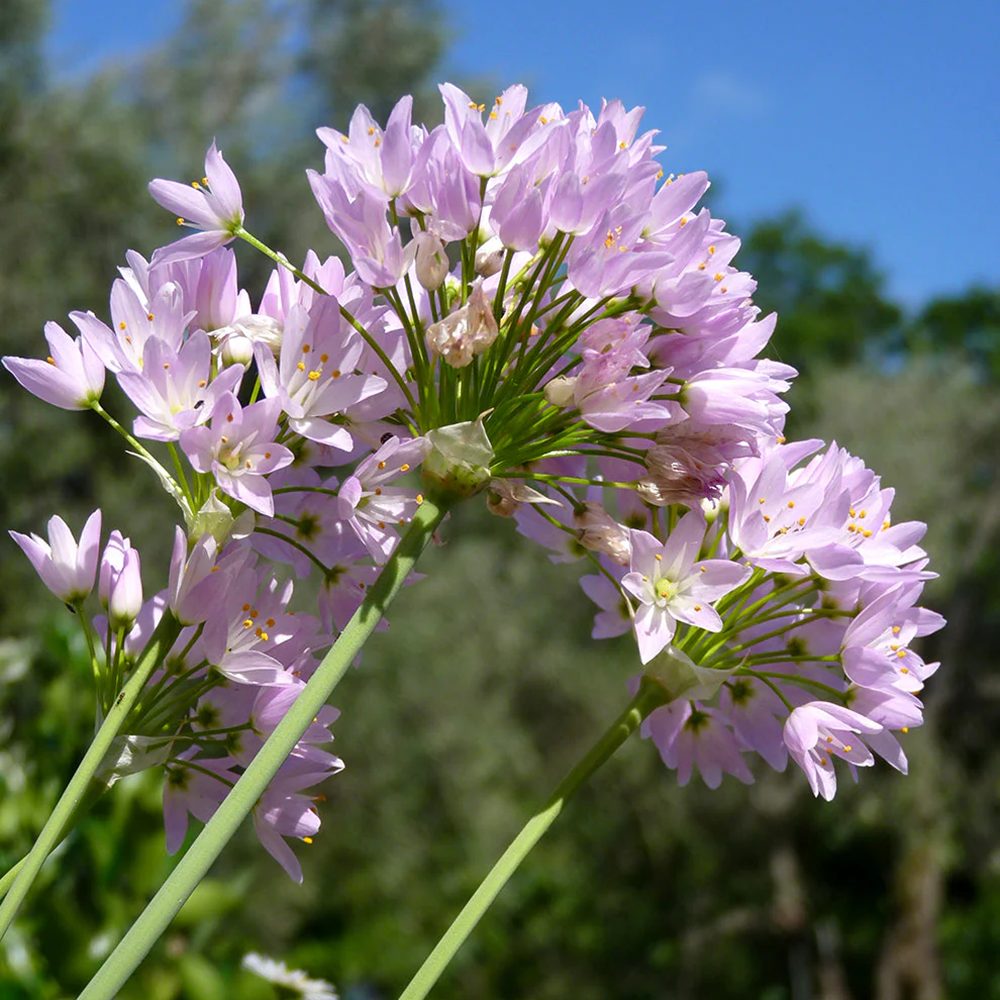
(1, 1), (999, 996)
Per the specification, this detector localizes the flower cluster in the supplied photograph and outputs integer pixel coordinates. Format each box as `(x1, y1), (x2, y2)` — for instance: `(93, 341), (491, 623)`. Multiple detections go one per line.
(3, 81), (941, 886)
(523, 440), (941, 797)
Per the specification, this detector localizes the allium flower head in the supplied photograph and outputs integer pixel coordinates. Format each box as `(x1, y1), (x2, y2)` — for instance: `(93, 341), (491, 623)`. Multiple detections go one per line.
(4, 77), (946, 893)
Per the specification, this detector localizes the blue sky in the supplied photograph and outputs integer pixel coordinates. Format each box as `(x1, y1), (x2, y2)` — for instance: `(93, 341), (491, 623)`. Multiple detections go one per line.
(47, 0), (999, 307)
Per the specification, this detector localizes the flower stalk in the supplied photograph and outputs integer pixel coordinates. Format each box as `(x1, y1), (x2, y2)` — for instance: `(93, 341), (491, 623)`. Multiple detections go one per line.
(78, 497), (447, 1000)
(398, 677), (668, 1000)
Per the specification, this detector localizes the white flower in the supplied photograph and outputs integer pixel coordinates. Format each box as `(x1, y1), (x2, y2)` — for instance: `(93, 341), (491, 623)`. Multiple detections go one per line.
(242, 952), (338, 1000)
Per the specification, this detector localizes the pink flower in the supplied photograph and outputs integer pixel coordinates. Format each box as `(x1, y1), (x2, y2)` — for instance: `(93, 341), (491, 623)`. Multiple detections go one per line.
(117, 331), (244, 441)
(149, 142), (245, 264)
(643, 700), (754, 788)
(622, 509), (750, 664)
(783, 702), (883, 801)
(252, 758), (344, 883)
(336, 435), (430, 561)
(99, 530), (143, 629)
(254, 296), (386, 448)
(179, 393), (294, 516)
(10, 510), (102, 604)
(3, 321), (105, 410)
(166, 527), (244, 626)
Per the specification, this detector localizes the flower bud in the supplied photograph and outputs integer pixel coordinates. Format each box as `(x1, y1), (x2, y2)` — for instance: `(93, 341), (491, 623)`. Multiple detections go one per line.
(214, 314), (283, 367)
(544, 376), (578, 407)
(486, 479), (561, 518)
(475, 238), (505, 277)
(426, 312), (472, 368)
(635, 477), (671, 507)
(219, 331), (254, 366)
(99, 530), (131, 609)
(414, 232), (449, 290)
(423, 418), (494, 501)
(108, 547), (142, 630)
(573, 502), (631, 564)
(467, 281), (498, 354)
(425, 282), (498, 369)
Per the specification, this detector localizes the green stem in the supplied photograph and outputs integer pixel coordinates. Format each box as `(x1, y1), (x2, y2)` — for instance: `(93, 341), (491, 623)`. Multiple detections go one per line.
(0, 858), (25, 902)
(0, 612), (181, 939)
(91, 402), (177, 489)
(79, 498), (448, 1000)
(398, 678), (667, 1000)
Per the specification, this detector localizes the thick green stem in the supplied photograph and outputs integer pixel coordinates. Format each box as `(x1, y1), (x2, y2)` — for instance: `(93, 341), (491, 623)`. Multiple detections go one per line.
(79, 498), (447, 1000)
(398, 678), (667, 1000)
(0, 612), (181, 938)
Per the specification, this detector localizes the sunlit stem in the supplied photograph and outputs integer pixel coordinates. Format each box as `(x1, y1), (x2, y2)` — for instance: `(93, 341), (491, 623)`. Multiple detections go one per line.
(398, 678), (668, 1000)
(74, 603), (103, 695)
(167, 442), (194, 504)
(91, 401), (178, 493)
(742, 668), (848, 703)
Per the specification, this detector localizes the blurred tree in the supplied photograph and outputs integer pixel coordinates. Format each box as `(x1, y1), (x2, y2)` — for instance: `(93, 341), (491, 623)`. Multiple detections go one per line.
(739, 209), (903, 375)
(301, 0), (452, 124)
(904, 286), (1000, 378)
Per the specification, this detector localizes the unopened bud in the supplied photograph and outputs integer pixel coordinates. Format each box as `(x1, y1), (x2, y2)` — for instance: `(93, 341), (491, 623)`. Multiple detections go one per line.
(574, 502), (631, 564)
(219, 331), (254, 366)
(487, 478), (562, 518)
(544, 375), (578, 408)
(467, 282), (498, 354)
(414, 232), (449, 290)
(425, 282), (498, 369)
(635, 478), (671, 507)
(99, 530), (131, 609)
(475, 238), (505, 277)
(214, 314), (283, 366)
(108, 548), (142, 630)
